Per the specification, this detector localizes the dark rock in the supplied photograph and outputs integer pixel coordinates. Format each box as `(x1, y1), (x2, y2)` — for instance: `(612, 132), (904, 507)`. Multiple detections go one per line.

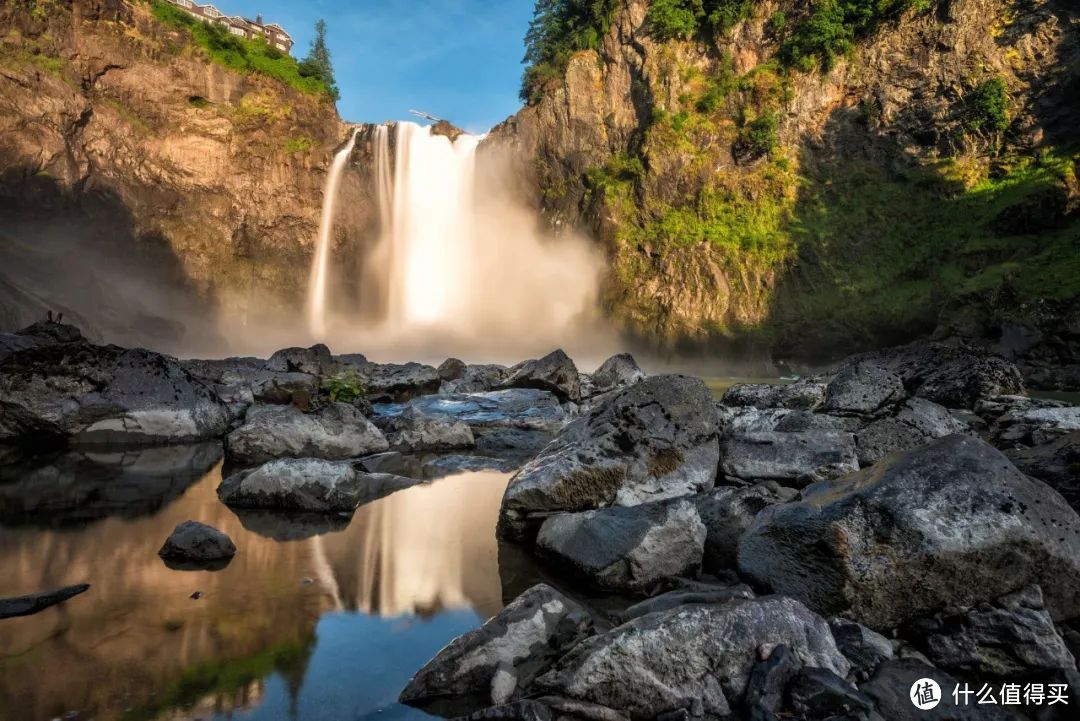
(744, 644), (802, 721)
(828, 617), (895, 680)
(911, 585), (1077, 677)
(692, 483), (797, 571)
(158, 520), (236, 566)
(720, 431), (859, 487)
(443, 364), (511, 394)
(535, 498), (706, 592)
(991, 404), (1080, 447)
(453, 701), (553, 721)
(500, 349), (581, 403)
(534, 595), (849, 719)
(861, 659), (1016, 721)
(533, 696), (628, 721)
(439, 357), (468, 382)
(381, 406), (474, 452)
(423, 454), (523, 479)
(823, 361), (907, 416)
(400, 583), (594, 709)
(0, 583), (90, 619)
(1007, 432), (1080, 511)
(498, 375), (719, 541)
(225, 403), (388, 465)
(774, 410), (858, 432)
(716, 406), (794, 435)
(218, 458), (419, 512)
(359, 361), (442, 402)
(227, 508), (351, 541)
(738, 435), (1080, 630)
(722, 379), (827, 411)
(587, 353), (645, 397)
(250, 370), (318, 408)
(854, 398), (970, 466)
(0, 341), (229, 446)
(265, 344), (334, 376)
(787, 667), (875, 719)
(0, 320), (85, 362)
(619, 581), (754, 621)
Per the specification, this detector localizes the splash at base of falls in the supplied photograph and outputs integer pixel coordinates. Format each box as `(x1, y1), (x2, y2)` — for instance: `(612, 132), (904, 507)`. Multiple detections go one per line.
(306, 121), (616, 364)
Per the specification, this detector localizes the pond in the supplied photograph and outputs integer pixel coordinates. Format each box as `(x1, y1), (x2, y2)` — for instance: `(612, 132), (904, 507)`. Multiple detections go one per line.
(0, 445), (514, 721)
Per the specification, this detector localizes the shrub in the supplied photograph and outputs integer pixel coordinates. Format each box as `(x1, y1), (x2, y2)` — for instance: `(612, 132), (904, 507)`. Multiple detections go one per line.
(323, 371), (365, 404)
(738, 111), (779, 159)
(283, 136), (315, 153)
(646, 0), (753, 41)
(520, 0), (619, 103)
(966, 78), (1010, 134)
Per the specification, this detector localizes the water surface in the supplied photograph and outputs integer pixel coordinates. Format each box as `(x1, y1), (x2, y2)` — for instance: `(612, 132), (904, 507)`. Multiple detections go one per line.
(0, 447), (510, 721)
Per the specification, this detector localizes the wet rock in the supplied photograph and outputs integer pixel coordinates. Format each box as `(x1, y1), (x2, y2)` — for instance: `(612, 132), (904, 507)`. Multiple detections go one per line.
(534, 697), (628, 721)
(788, 667), (876, 720)
(854, 398), (970, 466)
(158, 520), (236, 564)
(823, 361), (906, 417)
(423, 454), (523, 479)
(861, 658), (1015, 721)
(619, 580), (754, 621)
(992, 404), (1080, 447)
(0, 583), (90, 619)
(400, 583), (594, 709)
(910, 585), (1077, 677)
(828, 617), (895, 680)
(744, 644), (802, 721)
(250, 370), (318, 408)
(356, 450), (409, 475)
(443, 364), (511, 394)
(225, 403), (388, 465)
(265, 344), (334, 376)
(722, 379), (827, 411)
(738, 435), (1080, 630)
(381, 406), (474, 452)
(228, 508), (351, 541)
(498, 375), (719, 541)
(500, 349), (581, 403)
(0, 341), (229, 446)
(218, 458), (419, 512)
(1006, 432), (1080, 511)
(587, 353), (645, 397)
(692, 483), (797, 571)
(720, 431), (859, 487)
(454, 701), (553, 721)
(438, 357), (468, 382)
(358, 361), (442, 402)
(536, 498), (706, 592)
(534, 595), (849, 719)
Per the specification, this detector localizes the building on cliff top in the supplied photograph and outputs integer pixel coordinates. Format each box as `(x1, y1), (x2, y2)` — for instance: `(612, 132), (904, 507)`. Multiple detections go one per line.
(166, 0), (293, 54)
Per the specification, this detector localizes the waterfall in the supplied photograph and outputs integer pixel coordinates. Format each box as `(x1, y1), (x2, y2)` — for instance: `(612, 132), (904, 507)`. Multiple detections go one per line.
(307, 129), (358, 340)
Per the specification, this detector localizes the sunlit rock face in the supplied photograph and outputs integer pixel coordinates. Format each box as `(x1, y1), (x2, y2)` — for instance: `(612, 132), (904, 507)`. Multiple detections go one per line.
(0, 458), (510, 720)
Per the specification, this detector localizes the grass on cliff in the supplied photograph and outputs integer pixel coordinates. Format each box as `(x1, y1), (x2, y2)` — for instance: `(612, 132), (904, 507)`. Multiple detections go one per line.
(147, 0), (332, 98)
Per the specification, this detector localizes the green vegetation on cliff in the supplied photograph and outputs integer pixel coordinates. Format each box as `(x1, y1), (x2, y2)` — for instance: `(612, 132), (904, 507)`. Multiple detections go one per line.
(521, 0), (619, 102)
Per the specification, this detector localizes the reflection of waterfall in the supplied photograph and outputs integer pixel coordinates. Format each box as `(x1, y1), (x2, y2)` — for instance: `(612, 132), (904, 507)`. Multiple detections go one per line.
(307, 129), (359, 340)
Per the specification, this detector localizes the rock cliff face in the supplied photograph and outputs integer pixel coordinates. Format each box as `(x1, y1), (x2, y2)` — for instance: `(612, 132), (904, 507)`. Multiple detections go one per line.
(0, 0), (371, 353)
(485, 0), (1080, 379)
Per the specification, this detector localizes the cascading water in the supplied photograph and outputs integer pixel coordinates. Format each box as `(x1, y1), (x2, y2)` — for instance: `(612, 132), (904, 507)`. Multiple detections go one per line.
(307, 129), (358, 340)
(308, 120), (612, 362)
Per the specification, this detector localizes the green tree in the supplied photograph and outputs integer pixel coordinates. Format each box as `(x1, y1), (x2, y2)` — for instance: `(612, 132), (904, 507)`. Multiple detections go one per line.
(520, 0), (618, 103)
(299, 19), (340, 101)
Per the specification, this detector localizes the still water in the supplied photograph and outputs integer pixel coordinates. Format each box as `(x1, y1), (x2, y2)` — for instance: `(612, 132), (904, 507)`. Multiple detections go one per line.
(0, 445), (511, 721)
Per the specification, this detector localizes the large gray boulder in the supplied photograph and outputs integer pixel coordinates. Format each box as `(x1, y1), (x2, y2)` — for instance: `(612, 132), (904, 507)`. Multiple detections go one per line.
(218, 458), (418, 512)
(587, 353), (645, 397)
(1007, 431), (1080, 511)
(534, 595), (850, 719)
(249, 370), (319, 408)
(225, 403), (388, 465)
(498, 375), (720, 541)
(381, 406), (474, 452)
(822, 361), (906, 417)
(720, 431), (859, 487)
(0, 320), (84, 362)
(0, 342), (229, 446)
(158, 520), (236, 563)
(692, 483), (797, 571)
(265, 344), (334, 376)
(500, 349), (581, 403)
(442, 364), (510, 394)
(738, 434), (1080, 630)
(828, 617), (894, 680)
(721, 379), (827, 411)
(535, 499), (706, 592)
(399, 583), (594, 709)
(992, 404), (1080, 447)
(357, 361), (441, 402)
(854, 397), (970, 466)
(861, 659), (1016, 721)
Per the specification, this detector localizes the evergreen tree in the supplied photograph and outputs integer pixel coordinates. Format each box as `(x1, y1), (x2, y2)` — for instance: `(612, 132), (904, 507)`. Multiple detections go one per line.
(299, 19), (340, 101)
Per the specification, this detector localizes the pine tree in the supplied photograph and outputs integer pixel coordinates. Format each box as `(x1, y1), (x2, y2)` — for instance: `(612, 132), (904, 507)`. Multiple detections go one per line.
(299, 19), (340, 101)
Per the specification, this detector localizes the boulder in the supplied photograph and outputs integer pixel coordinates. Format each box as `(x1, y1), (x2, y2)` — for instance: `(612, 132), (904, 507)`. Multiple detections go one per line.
(619, 581), (755, 622)
(738, 434), (1080, 630)
(861, 659), (1015, 721)
(828, 617), (895, 680)
(535, 499), (706, 592)
(359, 361), (441, 402)
(787, 667), (876, 720)
(910, 585), (1077, 677)
(225, 403), (388, 465)
(822, 361), (906, 416)
(218, 458), (419, 512)
(443, 364), (510, 394)
(692, 483), (797, 571)
(265, 344), (334, 376)
(992, 405), (1080, 447)
(721, 379), (827, 411)
(453, 701), (554, 721)
(773, 410), (858, 433)
(250, 370), (318, 408)
(381, 406), (475, 453)
(500, 349), (581, 403)
(587, 353), (645, 397)
(399, 583), (594, 709)
(1007, 432), (1080, 511)
(0, 320), (84, 362)
(0, 583), (90, 619)
(854, 398), (970, 466)
(743, 645), (802, 721)
(0, 341), (229, 446)
(157, 520), (236, 564)
(716, 406), (793, 435)
(720, 431), (859, 487)
(498, 375), (719, 541)
(534, 596), (850, 719)
(438, 357), (468, 382)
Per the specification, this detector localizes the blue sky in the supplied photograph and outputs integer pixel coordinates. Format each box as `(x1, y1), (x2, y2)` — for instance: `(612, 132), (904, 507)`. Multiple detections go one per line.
(218, 0), (535, 132)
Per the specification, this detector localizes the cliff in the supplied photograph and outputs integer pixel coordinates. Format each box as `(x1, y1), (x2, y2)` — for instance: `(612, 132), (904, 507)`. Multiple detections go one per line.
(0, 0), (368, 353)
(486, 0), (1080, 382)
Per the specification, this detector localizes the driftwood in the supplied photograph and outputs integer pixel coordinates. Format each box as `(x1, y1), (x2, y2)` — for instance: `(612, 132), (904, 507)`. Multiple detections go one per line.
(0, 583), (90, 619)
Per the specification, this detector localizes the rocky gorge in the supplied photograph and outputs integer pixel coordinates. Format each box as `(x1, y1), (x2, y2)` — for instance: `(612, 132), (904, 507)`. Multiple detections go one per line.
(2, 315), (1079, 718)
